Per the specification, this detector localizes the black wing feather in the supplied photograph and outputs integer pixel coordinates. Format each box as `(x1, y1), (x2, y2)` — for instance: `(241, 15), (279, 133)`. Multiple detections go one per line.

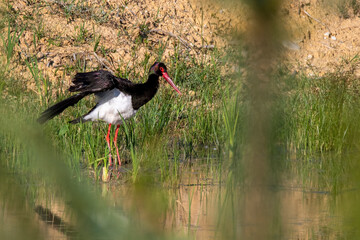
(69, 70), (134, 93)
(37, 92), (89, 124)
(69, 70), (116, 92)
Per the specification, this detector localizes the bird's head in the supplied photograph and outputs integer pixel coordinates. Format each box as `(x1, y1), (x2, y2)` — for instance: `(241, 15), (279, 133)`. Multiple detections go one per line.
(150, 62), (181, 95)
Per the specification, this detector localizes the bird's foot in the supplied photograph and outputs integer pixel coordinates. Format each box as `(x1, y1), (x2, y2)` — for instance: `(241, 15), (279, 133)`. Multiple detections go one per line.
(100, 165), (128, 182)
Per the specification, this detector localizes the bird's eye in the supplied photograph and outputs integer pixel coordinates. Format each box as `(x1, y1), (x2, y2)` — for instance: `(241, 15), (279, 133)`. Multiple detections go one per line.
(159, 67), (165, 72)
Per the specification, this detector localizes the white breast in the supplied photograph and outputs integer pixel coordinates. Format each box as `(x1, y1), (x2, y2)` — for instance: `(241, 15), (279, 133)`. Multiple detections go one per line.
(83, 89), (137, 125)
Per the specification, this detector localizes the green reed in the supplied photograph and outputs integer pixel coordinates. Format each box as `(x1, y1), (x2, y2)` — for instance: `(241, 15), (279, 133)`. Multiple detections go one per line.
(1, 22), (24, 65)
(276, 66), (360, 192)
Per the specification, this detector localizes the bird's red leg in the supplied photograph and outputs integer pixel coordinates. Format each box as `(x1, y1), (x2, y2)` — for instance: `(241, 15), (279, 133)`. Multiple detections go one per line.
(105, 123), (112, 166)
(113, 124), (122, 167)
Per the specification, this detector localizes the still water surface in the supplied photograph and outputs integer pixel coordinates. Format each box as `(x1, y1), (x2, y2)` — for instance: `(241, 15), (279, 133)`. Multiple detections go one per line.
(28, 171), (353, 240)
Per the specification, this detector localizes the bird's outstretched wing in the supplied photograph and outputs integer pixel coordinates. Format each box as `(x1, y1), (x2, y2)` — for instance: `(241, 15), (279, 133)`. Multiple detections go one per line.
(69, 70), (134, 94)
(38, 70), (134, 124)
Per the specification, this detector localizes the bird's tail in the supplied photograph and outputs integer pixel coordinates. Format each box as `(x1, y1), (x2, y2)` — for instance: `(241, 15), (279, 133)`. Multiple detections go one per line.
(37, 92), (88, 124)
(68, 117), (85, 124)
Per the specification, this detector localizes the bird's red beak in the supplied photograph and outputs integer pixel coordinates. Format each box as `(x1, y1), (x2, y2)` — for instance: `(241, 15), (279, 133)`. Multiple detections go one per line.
(162, 72), (181, 95)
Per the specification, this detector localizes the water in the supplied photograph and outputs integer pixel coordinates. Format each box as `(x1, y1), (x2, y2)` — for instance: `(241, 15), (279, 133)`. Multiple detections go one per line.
(279, 188), (342, 239)
(13, 170), (355, 240)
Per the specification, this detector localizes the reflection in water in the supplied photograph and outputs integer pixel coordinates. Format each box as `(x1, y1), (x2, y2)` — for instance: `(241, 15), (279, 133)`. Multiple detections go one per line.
(104, 172), (347, 240)
(30, 174), (350, 240)
(172, 185), (345, 239)
(35, 205), (77, 239)
(280, 188), (342, 240)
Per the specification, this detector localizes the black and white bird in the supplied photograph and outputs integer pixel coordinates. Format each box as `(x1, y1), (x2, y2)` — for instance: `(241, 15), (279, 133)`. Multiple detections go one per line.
(38, 62), (181, 166)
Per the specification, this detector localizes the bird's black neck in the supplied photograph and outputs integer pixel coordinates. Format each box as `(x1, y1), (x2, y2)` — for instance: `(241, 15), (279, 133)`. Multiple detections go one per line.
(131, 73), (160, 110)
